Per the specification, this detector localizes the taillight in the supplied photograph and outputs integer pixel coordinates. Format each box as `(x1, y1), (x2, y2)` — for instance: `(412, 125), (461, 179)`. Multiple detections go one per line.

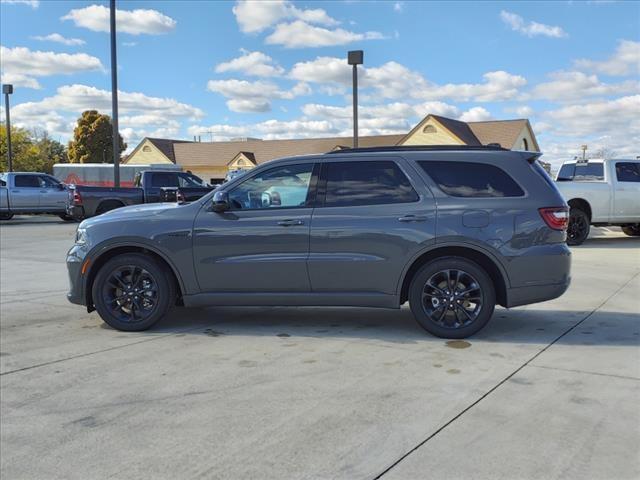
(72, 190), (83, 205)
(539, 207), (569, 231)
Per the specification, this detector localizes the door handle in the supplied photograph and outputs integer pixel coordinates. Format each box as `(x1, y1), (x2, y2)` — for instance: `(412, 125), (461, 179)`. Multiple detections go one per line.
(398, 215), (427, 222)
(277, 219), (305, 226)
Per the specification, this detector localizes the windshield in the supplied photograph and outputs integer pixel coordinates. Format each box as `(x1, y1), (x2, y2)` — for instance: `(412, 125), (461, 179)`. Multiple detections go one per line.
(179, 173), (208, 187)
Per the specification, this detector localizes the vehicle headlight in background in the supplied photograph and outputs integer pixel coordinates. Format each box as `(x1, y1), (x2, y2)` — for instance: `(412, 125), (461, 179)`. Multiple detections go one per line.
(75, 228), (88, 245)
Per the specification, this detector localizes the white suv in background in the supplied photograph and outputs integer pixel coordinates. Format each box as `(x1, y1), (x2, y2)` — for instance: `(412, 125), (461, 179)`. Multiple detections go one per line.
(555, 158), (640, 245)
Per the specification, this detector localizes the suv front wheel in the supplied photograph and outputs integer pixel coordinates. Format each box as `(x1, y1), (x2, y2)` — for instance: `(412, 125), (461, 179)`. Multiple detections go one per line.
(92, 253), (176, 331)
(409, 257), (496, 339)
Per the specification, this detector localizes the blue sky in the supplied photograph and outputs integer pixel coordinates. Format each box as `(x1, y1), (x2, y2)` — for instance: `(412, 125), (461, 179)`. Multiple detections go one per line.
(1, 0), (638, 166)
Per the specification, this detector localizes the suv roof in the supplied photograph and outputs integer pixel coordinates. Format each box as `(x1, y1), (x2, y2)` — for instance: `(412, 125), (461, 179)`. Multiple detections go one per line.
(326, 144), (509, 155)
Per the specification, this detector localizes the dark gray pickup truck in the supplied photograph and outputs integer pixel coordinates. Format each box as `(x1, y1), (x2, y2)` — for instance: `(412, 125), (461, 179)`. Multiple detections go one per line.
(67, 170), (213, 220)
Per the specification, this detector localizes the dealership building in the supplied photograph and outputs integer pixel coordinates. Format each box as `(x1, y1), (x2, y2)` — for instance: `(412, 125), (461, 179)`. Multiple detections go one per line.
(123, 114), (540, 184)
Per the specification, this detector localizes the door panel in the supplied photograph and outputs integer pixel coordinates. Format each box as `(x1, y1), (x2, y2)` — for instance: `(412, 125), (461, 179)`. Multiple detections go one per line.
(11, 175), (41, 208)
(38, 176), (67, 211)
(612, 162), (640, 221)
(192, 162), (317, 293)
(308, 158), (436, 295)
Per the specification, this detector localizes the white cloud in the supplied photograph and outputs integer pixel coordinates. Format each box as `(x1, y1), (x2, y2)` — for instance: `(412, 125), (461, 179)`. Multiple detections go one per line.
(509, 105), (534, 117)
(31, 33), (85, 46)
(458, 107), (492, 122)
(61, 4), (176, 35)
(418, 71), (527, 102)
(266, 20), (385, 48)
(9, 84), (204, 142)
(0, 0), (38, 7)
(232, 0), (338, 34)
(530, 71), (639, 101)
(215, 50), (284, 77)
(0, 46), (104, 89)
(290, 57), (525, 101)
(393, 2), (404, 12)
(500, 10), (567, 38)
(575, 40), (640, 76)
(207, 78), (311, 112)
(122, 42), (137, 47)
(0, 72), (41, 89)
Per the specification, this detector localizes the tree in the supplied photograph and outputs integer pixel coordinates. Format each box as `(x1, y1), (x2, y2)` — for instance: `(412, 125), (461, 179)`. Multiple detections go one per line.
(67, 110), (126, 164)
(0, 124), (66, 173)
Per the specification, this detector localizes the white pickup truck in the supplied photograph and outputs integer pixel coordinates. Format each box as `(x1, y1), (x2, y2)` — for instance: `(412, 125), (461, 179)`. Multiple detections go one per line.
(555, 158), (640, 245)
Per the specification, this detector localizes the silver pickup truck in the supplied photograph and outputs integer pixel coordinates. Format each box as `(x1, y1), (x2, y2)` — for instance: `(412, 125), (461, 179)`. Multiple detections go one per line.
(0, 172), (74, 221)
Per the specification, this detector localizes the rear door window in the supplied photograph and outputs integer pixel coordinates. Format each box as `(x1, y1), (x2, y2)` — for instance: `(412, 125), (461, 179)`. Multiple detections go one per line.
(151, 172), (179, 187)
(615, 162), (640, 182)
(14, 175), (41, 188)
(323, 161), (418, 207)
(418, 161), (524, 197)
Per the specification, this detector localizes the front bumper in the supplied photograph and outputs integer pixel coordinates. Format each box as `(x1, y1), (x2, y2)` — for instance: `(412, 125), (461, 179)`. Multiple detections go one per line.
(66, 244), (87, 306)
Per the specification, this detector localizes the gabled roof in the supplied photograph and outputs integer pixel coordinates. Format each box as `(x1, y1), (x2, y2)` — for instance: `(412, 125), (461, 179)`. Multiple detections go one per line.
(430, 115), (482, 146)
(229, 151), (257, 166)
(174, 134), (404, 167)
(467, 119), (538, 151)
(146, 138), (193, 163)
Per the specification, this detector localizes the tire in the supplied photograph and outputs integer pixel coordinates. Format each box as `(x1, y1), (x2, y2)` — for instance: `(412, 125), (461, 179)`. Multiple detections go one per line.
(59, 213), (78, 222)
(95, 201), (124, 216)
(92, 253), (176, 331)
(0, 213), (13, 221)
(621, 224), (640, 237)
(567, 208), (590, 246)
(408, 257), (496, 339)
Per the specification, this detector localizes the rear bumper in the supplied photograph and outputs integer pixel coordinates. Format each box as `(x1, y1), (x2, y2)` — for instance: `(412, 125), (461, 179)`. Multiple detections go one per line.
(506, 279), (571, 308)
(67, 205), (85, 220)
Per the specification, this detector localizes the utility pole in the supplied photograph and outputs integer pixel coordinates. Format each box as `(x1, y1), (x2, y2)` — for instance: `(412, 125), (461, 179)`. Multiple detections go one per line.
(110, 0), (120, 186)
(2, 84), (13, 172)
(347, 50), (363, 148)
(581, 144), (587, 161)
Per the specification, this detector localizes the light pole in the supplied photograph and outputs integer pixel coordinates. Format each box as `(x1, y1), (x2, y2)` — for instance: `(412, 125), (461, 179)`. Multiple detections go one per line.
(110, 0), (120, 186)
(3, 84), (13, 172)
(581, 144), (587, 161)
(347, 50), (363, 148)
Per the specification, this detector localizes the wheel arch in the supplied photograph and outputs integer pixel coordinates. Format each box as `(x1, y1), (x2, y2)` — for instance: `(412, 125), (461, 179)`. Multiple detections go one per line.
(84, 243), (185, 311)
(95, 199), (126, 214)
(399, 245), (508, 307)
(567, 198), (592, 221)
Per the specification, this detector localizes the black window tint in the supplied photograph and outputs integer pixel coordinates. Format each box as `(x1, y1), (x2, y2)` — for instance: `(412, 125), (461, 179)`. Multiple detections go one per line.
(39, 175), (59, 188)
(615, 162), (640, 182)
(14, 175), (41, 187)
(573, 163), (604, 181)
(151, 172), (179, 187)
(324, 161), (418, 207)
(419, 161), (524, 198)
(557, 163), (576, 181)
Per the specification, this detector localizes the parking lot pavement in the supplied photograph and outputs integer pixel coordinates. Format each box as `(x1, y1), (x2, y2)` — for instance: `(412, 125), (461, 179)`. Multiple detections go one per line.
(1, 216), (639, 480)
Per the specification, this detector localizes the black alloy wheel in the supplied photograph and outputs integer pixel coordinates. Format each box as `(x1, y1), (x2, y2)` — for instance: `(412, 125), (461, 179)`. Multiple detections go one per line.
(409, 257), (496, 338)
(567, 208), (590, 246)
(93, 253), (175, 331)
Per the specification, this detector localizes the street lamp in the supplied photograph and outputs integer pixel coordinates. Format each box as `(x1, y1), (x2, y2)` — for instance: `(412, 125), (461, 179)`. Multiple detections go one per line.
(3, 84), (13, 172)
(348, 50), (363, 148)
(110, 0), (120, 187)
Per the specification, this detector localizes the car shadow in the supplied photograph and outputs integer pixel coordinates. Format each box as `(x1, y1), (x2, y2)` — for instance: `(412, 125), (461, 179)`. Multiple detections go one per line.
(0, 216), (71, 226)
(146, 305), (640, 347)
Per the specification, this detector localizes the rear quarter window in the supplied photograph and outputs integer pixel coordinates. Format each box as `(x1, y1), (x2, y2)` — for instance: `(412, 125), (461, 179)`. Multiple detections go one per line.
(615, 162), (640, 182)
(418, 161), (524, 198)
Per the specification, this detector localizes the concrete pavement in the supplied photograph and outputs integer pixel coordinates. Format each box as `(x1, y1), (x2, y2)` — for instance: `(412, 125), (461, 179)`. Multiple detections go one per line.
(1, 216), (639, 479)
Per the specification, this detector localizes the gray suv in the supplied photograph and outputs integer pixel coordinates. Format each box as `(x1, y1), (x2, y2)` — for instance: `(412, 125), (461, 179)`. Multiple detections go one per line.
(66, 146), (571, 338)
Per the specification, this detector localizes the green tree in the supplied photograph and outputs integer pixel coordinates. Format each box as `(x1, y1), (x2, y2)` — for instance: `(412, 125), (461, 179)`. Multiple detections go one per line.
(67, 110), (126, 164)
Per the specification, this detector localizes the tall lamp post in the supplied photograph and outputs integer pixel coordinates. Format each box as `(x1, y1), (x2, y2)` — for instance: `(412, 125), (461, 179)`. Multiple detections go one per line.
(347, 50), (363, 148)
(3, 84), (13, 172)
(110, 0), (120, 187)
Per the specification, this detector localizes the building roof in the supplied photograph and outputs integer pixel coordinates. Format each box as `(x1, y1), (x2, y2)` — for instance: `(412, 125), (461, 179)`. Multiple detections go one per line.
(430, 115), (482, 146)
(467, 119), (537, 151)
(174, 134), (404, 167)
(146, 137), (193, 163)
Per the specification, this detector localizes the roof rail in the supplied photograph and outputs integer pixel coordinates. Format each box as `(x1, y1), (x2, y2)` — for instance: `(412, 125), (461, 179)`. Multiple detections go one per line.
(326, 144), (509, 154)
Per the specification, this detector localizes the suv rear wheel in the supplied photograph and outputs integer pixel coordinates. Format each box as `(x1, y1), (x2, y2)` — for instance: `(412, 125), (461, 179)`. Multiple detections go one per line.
(92, 253), (175, 331)
(409, 257), (496, 339)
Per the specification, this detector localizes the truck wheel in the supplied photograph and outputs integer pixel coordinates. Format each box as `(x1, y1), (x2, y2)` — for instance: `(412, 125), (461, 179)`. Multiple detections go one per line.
(92, 253), (176, 331)
(0, 213), (13, 221)
(59, 213), (78, 222)
(409, 257), (496, 339)
(567, 208), (590, 246)
(622, 224), (640, 237)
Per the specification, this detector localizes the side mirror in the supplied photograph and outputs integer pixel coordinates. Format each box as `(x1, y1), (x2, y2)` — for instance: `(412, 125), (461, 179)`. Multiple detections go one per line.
(58, 183), (66, 190)
(211, 191), (230, 213)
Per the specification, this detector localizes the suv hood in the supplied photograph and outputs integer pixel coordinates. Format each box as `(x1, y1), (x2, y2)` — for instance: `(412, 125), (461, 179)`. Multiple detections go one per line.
(81, 202), (189, 228)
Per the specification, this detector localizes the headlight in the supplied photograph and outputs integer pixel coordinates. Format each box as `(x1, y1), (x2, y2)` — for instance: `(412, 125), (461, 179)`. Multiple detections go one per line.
(75, 227), (88, 245)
